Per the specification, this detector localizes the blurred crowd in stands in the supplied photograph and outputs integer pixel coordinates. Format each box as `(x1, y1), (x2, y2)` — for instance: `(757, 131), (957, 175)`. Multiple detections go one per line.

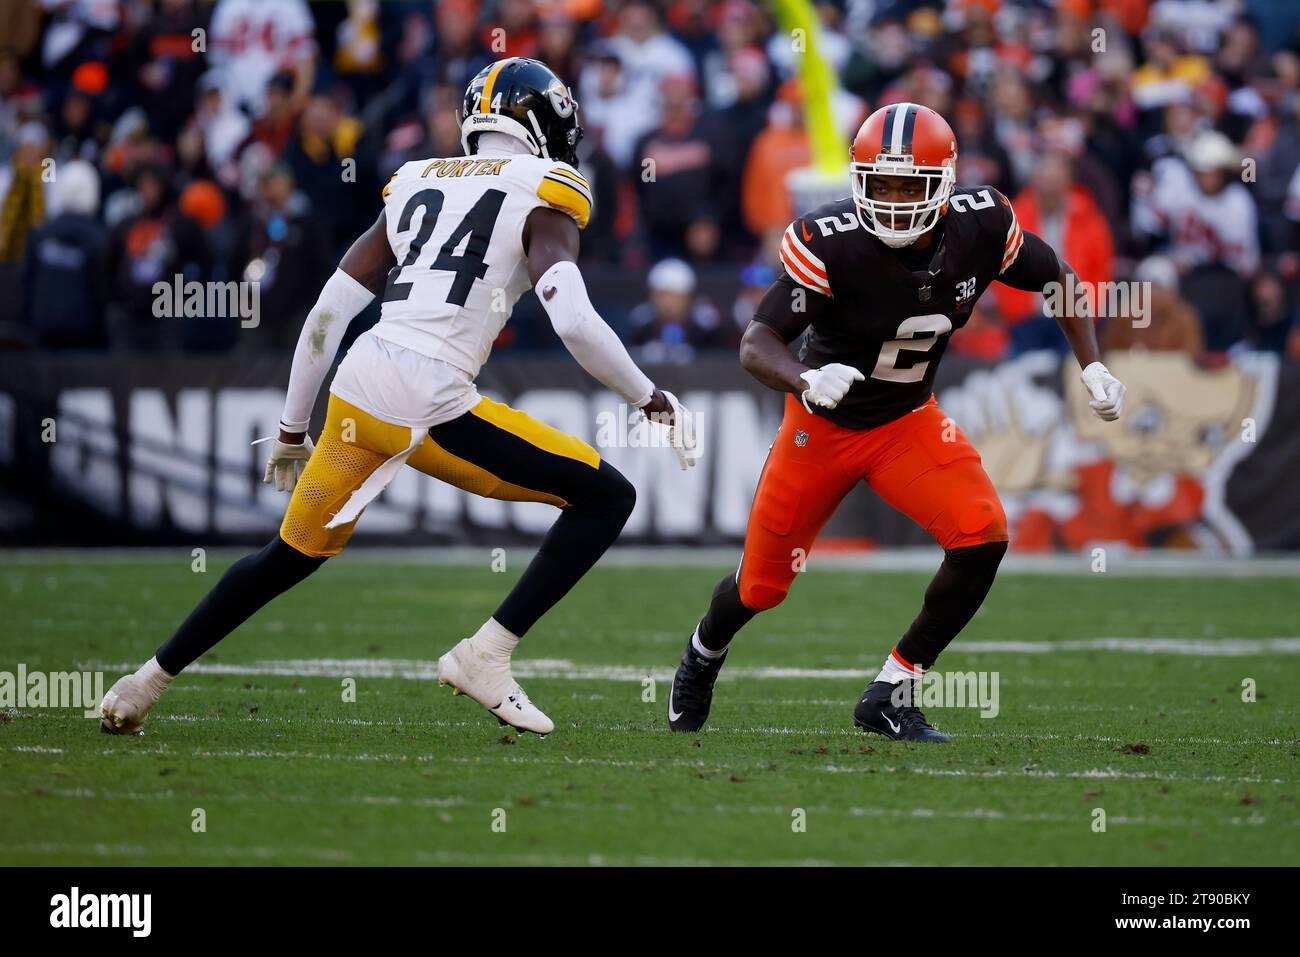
(0, 0), (1298, 363)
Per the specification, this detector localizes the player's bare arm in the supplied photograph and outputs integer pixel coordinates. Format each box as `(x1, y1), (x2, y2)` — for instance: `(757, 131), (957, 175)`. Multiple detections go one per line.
(341, 209), (398, 295)
(1052, 258), (1126, 420)
(1051, 259), (1100, 369)
(738, 316), (809, 395)
(1000, 228), (1127, 422)
(739, 274), (863, 411)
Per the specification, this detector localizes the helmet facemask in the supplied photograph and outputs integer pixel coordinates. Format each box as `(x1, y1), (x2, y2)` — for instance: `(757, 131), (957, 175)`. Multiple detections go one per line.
(850, 156), (955, 248)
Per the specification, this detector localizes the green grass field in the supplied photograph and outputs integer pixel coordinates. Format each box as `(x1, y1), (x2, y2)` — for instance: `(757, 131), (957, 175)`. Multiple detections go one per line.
(1, 552), (1297, 866)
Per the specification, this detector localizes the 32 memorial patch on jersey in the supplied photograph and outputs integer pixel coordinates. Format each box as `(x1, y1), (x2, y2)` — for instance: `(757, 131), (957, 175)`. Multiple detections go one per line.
(760, 185), (1060, 430)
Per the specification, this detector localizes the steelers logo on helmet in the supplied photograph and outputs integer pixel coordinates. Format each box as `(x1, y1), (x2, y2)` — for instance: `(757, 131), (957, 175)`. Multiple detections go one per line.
(849, 102), (958, 248)
(460, 57), (584, 166)
(546, 80), (576, 119)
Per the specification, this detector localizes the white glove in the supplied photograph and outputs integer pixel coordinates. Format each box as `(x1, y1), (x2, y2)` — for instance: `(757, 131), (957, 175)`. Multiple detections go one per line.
(260, 435), (315, 492)
(1080, 361), (1126, 422)
(642, 390), (700, 470)
(799, 363), (865, 411)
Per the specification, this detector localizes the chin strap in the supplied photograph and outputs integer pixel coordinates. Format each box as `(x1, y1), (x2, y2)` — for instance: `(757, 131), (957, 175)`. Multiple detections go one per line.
(525, 109), (551, 159)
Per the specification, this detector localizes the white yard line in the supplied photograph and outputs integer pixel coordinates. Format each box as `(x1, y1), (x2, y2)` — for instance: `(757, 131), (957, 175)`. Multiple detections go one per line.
(84, 638), (1300, 693)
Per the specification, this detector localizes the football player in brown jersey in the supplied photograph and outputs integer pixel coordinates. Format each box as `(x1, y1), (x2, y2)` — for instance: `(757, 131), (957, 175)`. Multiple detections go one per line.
(669, 102), (1126, 741)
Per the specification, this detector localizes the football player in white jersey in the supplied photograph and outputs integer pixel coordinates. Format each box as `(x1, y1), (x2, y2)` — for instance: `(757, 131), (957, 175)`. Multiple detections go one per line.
(101, 58), (698, 738)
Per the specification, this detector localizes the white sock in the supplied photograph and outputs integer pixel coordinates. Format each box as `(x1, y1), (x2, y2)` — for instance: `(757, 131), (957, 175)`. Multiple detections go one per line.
(691, 627), (726, 660)
(875, 648), (921, 685)
(470, 618), (519, 661)
(136, 657), (175, 701)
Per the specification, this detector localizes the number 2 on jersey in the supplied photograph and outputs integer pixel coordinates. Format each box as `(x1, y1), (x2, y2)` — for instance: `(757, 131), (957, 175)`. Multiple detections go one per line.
(871, 313), (953, 383)
(384, 188), (506, 307)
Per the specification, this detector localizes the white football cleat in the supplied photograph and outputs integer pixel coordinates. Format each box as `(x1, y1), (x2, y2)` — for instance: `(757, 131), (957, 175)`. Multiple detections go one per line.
(437, 637), (554, 736)
(99, 674), (158, 736)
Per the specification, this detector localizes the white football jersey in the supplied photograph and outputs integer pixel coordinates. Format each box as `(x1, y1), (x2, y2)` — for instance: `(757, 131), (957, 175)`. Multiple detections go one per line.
(368, 151), (592, 379)
(1135, 157), (1259, 275)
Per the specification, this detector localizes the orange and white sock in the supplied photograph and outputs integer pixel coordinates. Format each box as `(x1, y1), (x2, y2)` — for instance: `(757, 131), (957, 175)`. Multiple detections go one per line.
(875, 647), (922, 685)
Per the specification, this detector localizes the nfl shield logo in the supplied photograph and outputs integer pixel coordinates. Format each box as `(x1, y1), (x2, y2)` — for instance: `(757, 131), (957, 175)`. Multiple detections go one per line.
(794, 430), (809, 447)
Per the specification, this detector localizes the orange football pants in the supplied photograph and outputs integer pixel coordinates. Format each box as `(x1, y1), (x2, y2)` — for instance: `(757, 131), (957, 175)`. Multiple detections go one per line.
(737, 393), (1008, 610)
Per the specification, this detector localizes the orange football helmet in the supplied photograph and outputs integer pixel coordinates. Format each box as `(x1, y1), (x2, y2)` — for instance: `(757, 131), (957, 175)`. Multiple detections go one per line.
(850, 102), (958, 248)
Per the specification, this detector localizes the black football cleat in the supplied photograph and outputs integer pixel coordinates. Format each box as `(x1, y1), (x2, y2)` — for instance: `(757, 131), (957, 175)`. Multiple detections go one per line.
(668, 637), (728, 732)
(853, 679), (951, 743)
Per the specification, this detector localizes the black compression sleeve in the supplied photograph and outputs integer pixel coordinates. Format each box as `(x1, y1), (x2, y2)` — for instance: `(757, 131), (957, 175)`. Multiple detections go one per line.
(997, 229), (1061, 292)
(751, 273), (829, 342)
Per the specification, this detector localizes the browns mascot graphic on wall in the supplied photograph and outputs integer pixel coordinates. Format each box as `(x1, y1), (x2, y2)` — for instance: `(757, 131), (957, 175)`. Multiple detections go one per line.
(943, 352), (1275, 554)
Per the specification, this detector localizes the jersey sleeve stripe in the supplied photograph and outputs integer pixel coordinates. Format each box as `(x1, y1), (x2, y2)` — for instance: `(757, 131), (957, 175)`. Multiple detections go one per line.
(1000, 233), (1023, 272)
(543, 171), (592, 202)
(1000, 226), (1023, 272)
(999, 212), (1024, 273)
(780, 239), (831, 295)
(782, 225), (827, 279)
(547, 166), (591, 192)
(780, 246), (829, 293)
(782, 240), (829, 288)
(537, 176), (592, 228)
